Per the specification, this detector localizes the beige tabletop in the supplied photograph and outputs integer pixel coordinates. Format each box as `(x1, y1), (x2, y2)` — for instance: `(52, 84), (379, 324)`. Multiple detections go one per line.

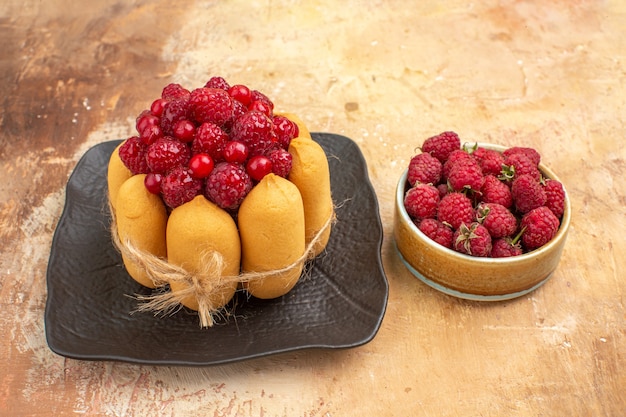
(1, 0), (625, 416)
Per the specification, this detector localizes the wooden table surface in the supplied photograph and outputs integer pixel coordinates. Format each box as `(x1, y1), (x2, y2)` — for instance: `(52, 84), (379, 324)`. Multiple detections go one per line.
(1, 1), (625, 416)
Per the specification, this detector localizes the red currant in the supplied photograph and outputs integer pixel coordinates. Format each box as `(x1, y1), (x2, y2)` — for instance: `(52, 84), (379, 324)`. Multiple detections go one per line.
(189, 153), (215, 179)
(223, 141), (249, 164)
(150, 98), (168, 117)
(246, 155), (273, 181)
(140, 124), (162, 145)
(144, 172), (163, 194)
(136, 111), (159, 135)
(228, 84), (252, 106)
(173, 119), (196, 143)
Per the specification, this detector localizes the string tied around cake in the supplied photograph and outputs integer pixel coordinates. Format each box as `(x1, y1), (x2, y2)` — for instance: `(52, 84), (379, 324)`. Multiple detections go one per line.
(109, 204), (335, 328)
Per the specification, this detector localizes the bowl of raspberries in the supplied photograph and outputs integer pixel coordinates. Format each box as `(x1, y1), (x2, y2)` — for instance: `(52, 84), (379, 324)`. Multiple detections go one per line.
(393, 131), (571, 300)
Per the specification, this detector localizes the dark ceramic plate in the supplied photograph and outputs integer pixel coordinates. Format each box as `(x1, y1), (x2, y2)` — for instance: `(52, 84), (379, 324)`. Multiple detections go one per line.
(45, 133), (388, 366)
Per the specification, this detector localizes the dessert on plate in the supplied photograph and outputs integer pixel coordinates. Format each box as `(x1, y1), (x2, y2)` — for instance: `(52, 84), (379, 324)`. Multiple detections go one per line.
(107, 76), (334, 326)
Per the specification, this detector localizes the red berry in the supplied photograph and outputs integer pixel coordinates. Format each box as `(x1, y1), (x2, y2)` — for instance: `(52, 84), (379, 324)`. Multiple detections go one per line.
(150, 98), (168, 117)
(272, 115), (299, 148)
(144, 172), (163, 194)
(520, 206), (560, 251)
(160, 99), (190, 137)
(491, 237), (523, 258)
(543, 179), (565, 218)
(453, 222), (492, 257)
(481, 175), (513, 209)
(503, 153), (541, 180)
(447, 159), (484, 193)
(161, 83), (190, 101)
(146, 137), (191, 174)
(188, 87), (234, 128)
(418, 218), (454, 249)
(188, 153), (215, 179)
(192, 122), (229, 162)
(267, 148), (293, 178)
(228, 84), (252, 106)
(172, 120), (196, 143)
(503, 146), (541, 166)
(223, 141), (249, 164)
(437, 192), (474, 230)
(161, 166), (203, 209)
(442, 149), (473, 179)
(511, 174), (547, 214)
(476, 202), (517, 239)
(118, 136), (149, 175)
(407, 152), (442, 186)
(139, 124), (163, 146)
(472, 147), (505, 177)
(136, 111), (159, 137)
(230, 110), (278, 156)
(404, 183), (440, 221)
(250, 90), (274, 111)
(204, 162), (253, 211)
(246, 155), (273, 181)
(249, 100), (273, 117)
(204, 76), (230, 91)
(422, 131), (461, 163)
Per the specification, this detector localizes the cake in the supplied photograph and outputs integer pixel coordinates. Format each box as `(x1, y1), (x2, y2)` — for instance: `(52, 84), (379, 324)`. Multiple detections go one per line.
(106, 76), (333, 326)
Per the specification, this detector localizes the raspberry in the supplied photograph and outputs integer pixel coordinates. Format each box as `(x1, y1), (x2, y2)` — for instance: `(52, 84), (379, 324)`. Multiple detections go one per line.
(188, 87), (234, 128)
(476, 202), (517, 239)
(442, 149), (473, 179)
(272, 115), (299, 148)
(437, 192), (474, 230)
(503, 153), (541, 181)
(266, 148), (292, 178)
(437, 183), (449, 199)
(472, 147), (505, 177)
(421, 131), (461, 163)
(520, 206), (560, 251)
(407, 152), (442, 186)
(503, 146), (541, 166)
(161, 83), (191, 101)
(543, 179), (565, 218)
(161, 166), (203, 209)
(511, 174), (547, 214)
(447, 159), (484, 193)
(160, 99), (190, 137)
(192, 122), (229, 162)
(491, 237), (523, 258)
(146, 137), (191, 174)
(204, 162), (253, 211)
(417, 218), (454, 249)
(404, 183), (440, 221)
(118, 136), (149, 174)
(481, 175), (513, 209)
(230, 110), (278, 156)
(204, 76), (231, 91)
(453, 222), (492, 257)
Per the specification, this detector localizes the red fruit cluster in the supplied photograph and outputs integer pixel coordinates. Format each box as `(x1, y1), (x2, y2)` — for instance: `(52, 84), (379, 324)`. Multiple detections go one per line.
(403, 132), (566, 257)
(118, 77), (299, 211)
